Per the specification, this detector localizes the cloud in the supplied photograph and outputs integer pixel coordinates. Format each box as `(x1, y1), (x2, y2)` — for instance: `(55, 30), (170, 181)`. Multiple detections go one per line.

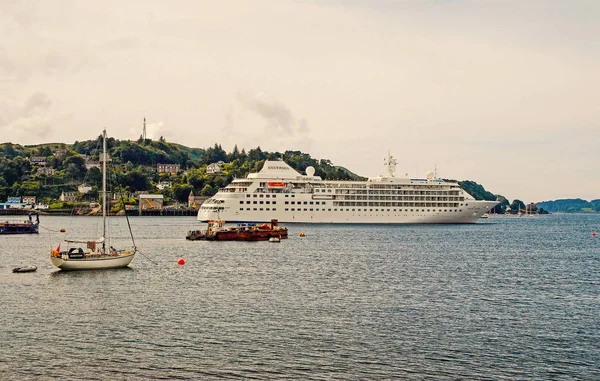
(223, 105), (235, 136)
(1, 1), (37, 29)
(42, 51), (70, 76)
(100, 36), (140, 51)
(24, 92), (52, 117)
(217, 91), (316, 154)
(236, 90), (307, 136)
(0, 48), (27, 83)
(3, 116), (52, 141)
(0, 92), (54, 143)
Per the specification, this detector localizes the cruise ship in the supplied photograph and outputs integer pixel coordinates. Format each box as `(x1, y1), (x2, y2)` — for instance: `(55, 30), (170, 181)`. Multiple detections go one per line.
(197, 153), (498, 224)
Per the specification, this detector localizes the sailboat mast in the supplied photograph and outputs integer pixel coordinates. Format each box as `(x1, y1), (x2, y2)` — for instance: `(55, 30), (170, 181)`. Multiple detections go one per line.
(102, 129), (107, 252)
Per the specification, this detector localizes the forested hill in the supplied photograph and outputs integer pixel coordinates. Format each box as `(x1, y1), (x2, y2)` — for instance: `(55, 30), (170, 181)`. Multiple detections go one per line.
(536, 199), (600, 213)
(458, 180), (509, 214)
(459, 180), (497, 202)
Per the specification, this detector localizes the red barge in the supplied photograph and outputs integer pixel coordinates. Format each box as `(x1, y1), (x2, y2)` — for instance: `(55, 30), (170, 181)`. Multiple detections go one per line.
(186, 219), (288, 241)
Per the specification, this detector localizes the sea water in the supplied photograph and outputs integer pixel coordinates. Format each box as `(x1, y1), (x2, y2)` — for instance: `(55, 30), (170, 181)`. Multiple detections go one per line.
(1, 214), (599, 379)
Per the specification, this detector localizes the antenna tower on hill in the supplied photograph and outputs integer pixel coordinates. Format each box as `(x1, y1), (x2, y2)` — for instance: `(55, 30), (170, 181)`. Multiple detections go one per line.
(142, 117), (147, 140)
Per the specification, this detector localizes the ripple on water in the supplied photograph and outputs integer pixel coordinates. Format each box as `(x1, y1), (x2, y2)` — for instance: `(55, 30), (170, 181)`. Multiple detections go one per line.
(1, 214), (599, 379)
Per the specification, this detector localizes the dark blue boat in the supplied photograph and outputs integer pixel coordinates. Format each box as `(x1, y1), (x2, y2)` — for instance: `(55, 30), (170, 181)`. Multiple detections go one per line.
(0, 213), (40, 234)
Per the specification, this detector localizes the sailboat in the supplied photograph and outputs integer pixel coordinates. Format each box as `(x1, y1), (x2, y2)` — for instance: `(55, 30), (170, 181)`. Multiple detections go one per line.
(50, 129), (137, 270)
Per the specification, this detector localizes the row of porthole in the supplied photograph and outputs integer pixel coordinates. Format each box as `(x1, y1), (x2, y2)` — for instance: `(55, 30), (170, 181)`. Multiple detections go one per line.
(283, 209), (463, 213)
(237, 208), (464, 213)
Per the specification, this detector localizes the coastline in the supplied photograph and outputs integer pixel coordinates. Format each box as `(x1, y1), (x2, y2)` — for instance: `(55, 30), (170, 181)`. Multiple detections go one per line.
(0, 208), (198, 217)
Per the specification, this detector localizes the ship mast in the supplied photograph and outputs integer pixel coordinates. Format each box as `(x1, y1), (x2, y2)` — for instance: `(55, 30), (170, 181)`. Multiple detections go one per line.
(102, 129), (107, 253)
(384, 151), (397, 177)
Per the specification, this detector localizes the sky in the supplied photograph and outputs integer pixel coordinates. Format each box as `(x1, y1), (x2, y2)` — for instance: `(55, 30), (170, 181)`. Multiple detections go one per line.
(1, 0), (598, 203)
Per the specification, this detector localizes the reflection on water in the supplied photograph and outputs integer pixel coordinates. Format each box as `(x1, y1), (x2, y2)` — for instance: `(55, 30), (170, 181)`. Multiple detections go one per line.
(1, 214), (599, 380)
(49, 266), (135, 278)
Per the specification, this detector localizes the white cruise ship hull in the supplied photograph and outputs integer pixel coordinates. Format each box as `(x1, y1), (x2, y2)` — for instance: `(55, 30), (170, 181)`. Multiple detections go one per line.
(197, 156), (499, 225)
(198, 200), (498, 224)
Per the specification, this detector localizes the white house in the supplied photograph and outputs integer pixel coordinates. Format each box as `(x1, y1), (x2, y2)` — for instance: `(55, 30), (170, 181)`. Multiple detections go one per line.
(37, 167), (56, 175)
(22, 196), (36, 204)
(156, 181), (172, 190)
(85, 161), (101, 170)
(78, 183), (93, 194)
(206, 162), (222, 174)
(60, 191), (78, 202)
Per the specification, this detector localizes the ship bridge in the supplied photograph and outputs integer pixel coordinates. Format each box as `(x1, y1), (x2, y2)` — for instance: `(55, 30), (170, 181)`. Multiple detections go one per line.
(248, 161), (322, 181)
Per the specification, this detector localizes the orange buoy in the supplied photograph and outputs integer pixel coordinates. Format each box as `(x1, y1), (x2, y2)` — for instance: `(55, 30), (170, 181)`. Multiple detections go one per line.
(177, 258), (186, 265)
(60, 228), (66, 232)
(299, 232), (306, 237)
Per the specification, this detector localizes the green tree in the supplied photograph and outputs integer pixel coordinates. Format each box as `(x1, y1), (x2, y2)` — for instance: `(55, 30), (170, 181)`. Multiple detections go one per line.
(248, 147), (264, 161)
(206, 143), (227, 163)
(37, 146), (52, 156)
(172, 183), (193, 202)
(186, 169), (206, 190)
(229, 144), (241, 162)
(63, 155), (86, 178)
(493, 196), (509, 214)
(510, 199), (526, 214)
(124, 170), (150, 192)
(200, 184), (214, 196)
(87, 167), (102, 187)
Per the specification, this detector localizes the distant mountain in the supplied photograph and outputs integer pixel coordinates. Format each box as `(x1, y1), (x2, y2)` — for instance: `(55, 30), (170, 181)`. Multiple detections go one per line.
(536, 199), (600, 213)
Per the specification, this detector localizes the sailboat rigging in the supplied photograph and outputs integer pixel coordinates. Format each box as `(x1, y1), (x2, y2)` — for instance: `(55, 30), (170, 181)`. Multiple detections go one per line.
(50, 129), (137, 270)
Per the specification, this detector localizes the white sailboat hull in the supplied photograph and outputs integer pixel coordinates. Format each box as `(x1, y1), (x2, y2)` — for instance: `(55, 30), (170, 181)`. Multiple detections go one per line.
(50, 253), (135, 271)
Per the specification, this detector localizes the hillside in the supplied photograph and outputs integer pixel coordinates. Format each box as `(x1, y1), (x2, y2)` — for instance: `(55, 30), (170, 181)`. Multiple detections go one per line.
(536, 199), (600, 213)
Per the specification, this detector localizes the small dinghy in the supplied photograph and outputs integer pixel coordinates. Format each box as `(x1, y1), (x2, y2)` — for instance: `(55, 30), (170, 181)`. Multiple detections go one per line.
(13, 265), (37, 273)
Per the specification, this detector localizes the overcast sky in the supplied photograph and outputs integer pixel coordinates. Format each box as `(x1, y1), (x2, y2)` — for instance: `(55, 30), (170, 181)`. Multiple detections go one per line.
(1, 0), (598, 202)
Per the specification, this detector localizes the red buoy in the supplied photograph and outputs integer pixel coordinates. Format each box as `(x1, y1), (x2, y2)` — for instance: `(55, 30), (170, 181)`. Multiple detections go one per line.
(177, 258), (186, 265)
(593, 232), (597, 237)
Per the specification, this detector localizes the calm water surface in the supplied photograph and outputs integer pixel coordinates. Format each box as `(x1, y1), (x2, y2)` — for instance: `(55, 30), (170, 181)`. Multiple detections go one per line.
(1, 214), (599, 380)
